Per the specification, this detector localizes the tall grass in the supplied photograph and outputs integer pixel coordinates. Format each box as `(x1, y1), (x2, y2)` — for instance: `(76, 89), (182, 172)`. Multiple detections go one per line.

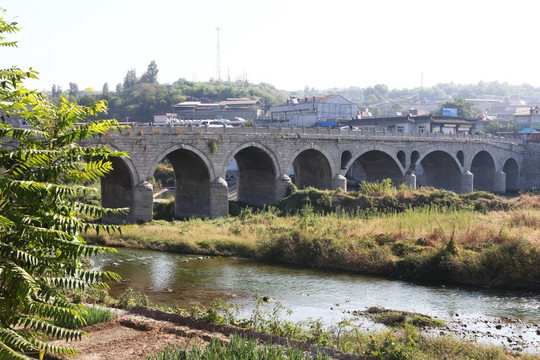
(147, 335), (331, 360)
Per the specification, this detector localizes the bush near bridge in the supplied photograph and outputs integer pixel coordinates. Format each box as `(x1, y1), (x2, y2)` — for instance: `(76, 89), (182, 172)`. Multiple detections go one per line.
(272, 180), (509, 216)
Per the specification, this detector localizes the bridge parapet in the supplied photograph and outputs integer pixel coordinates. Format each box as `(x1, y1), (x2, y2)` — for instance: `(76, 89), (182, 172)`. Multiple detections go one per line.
(115, 125), (524, 147)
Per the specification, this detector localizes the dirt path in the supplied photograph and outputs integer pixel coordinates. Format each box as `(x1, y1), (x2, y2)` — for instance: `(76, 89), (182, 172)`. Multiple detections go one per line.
(46, 307), (370, 360)
(46, 312), (225, 360)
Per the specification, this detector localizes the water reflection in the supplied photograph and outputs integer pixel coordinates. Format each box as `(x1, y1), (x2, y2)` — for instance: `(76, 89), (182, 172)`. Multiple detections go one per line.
(149, 252), (175, 291)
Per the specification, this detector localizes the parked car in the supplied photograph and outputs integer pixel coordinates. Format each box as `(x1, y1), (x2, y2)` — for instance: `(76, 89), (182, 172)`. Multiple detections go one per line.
(340, 126), (360, 131)
(200, 120), (232, 128)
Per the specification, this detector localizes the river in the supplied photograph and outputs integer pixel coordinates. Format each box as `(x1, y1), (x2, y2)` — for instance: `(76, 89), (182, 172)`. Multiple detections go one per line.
(91, 248), (540, 351)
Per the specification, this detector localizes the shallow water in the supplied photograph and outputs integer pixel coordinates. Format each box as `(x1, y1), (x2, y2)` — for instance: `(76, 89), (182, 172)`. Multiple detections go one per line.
(92, 248), (540, 325)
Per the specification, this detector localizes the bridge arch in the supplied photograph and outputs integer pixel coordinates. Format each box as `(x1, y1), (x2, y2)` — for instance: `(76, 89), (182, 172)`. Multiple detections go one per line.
(289, 146), (334, 190)
(411, 150), (420, 166)
(503, 157), (520, 193)
(227, 143), (280, 206)
(150, 144), (215, 182)
(456, 150), (465, 167)
(397, 150), (406, 168)
(417, 150), (462, 192)
(341, 150), (352, 170)
(150, 144), (214, 218)
(85, 143), (140, 224)
(344, 149), (404, 188)
(101, 156), (136, 224)
(469, 150), (496, 191)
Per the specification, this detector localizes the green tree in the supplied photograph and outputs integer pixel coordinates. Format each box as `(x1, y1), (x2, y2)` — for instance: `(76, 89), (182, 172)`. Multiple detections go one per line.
(51, 84), (62, 99)
(0, 11), (124, 359)
(437, 97), (479, 120)
(391, 103), (403, 112)
(485, 121), (501, 134)
(68, 82), (79, 97)
(369, 106), (382, 116)
(140, 60), (158, 84)
(123, 68), (137, 91)
(364, 84), (389, 104)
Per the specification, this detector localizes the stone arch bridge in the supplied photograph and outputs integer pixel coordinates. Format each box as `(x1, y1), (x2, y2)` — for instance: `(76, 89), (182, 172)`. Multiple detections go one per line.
(96, 126), (526, 223)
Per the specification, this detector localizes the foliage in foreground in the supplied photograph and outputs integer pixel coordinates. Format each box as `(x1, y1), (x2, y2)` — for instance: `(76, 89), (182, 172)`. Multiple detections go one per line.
(52, 306), (114, 329)
(147, 334), (330, 360)
(0, 11), (124, 359)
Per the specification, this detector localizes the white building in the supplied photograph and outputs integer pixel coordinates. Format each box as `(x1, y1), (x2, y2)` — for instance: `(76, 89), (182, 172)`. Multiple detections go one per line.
(270, 95), (358, 127)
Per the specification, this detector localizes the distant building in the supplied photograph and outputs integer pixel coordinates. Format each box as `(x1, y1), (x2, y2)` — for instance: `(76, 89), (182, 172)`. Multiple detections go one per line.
(342, 115), (476, 134)
(514, 106), (540, 131)
(173, 98), (263, 120)
(270, 95), (358, 127)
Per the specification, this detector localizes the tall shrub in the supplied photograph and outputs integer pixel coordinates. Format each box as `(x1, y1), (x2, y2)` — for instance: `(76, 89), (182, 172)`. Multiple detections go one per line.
(0, 11), (124, 359)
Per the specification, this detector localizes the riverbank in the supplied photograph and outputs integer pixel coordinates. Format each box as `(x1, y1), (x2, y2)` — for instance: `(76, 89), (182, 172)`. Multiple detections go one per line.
(45, 303), (540, 359)
(87, 188), (540, 291)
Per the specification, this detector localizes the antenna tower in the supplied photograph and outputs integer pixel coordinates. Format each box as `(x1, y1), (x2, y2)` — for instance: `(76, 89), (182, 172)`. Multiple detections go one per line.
(215, 27), (221, 81)
(420, 72), (424, 100)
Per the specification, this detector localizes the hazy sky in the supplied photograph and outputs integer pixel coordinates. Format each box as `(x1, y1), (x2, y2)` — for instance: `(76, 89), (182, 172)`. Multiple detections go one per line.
(3, 0), (540, 92)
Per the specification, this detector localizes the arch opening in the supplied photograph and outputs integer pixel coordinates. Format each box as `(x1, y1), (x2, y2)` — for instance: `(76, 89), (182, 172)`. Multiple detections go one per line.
(235, 146), (276, 206)
(292, 149), (332, 190)
(470, 151), (496, 191)
(503, 158), (520, 193)
(457, 151), (465, 167)
(341, 151), (352, 170)
(417, 151), (461, 191)
(345, 150), (403, 189)
(411, 150), (420, 165)
(397, 150), (406, 168)
(102, 157), (134, 224)
(165, 149), (211, 218)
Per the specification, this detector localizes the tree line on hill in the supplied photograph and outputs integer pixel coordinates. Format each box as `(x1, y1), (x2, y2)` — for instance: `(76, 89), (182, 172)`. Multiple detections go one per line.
(50, 61), (289, 123)
(51, 61), (540, 123)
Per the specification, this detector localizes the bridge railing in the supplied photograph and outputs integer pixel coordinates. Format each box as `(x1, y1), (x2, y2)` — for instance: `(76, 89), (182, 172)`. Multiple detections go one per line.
(121, 124), (525, 146)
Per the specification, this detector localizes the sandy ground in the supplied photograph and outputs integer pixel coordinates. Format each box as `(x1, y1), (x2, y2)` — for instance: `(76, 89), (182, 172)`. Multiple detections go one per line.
(45, 307), (370, 360)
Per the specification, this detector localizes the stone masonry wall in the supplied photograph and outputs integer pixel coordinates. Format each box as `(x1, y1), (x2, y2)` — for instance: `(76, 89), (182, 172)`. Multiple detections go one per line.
(94, 127), (528, 222)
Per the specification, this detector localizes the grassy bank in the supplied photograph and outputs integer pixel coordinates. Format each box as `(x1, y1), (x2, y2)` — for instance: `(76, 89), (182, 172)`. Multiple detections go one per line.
(87, 187), (540, 291)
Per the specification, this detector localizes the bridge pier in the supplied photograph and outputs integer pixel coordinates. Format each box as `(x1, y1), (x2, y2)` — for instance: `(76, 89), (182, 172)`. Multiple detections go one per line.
(210, 177), (229, 218)
(276, 174), (292, 200)
(132, 181), (154, 223)
(332, 174), (347, 191)
(460, 170), (474, 193)
(493, 169), (506, 194)
(403, 173), (416, 190)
